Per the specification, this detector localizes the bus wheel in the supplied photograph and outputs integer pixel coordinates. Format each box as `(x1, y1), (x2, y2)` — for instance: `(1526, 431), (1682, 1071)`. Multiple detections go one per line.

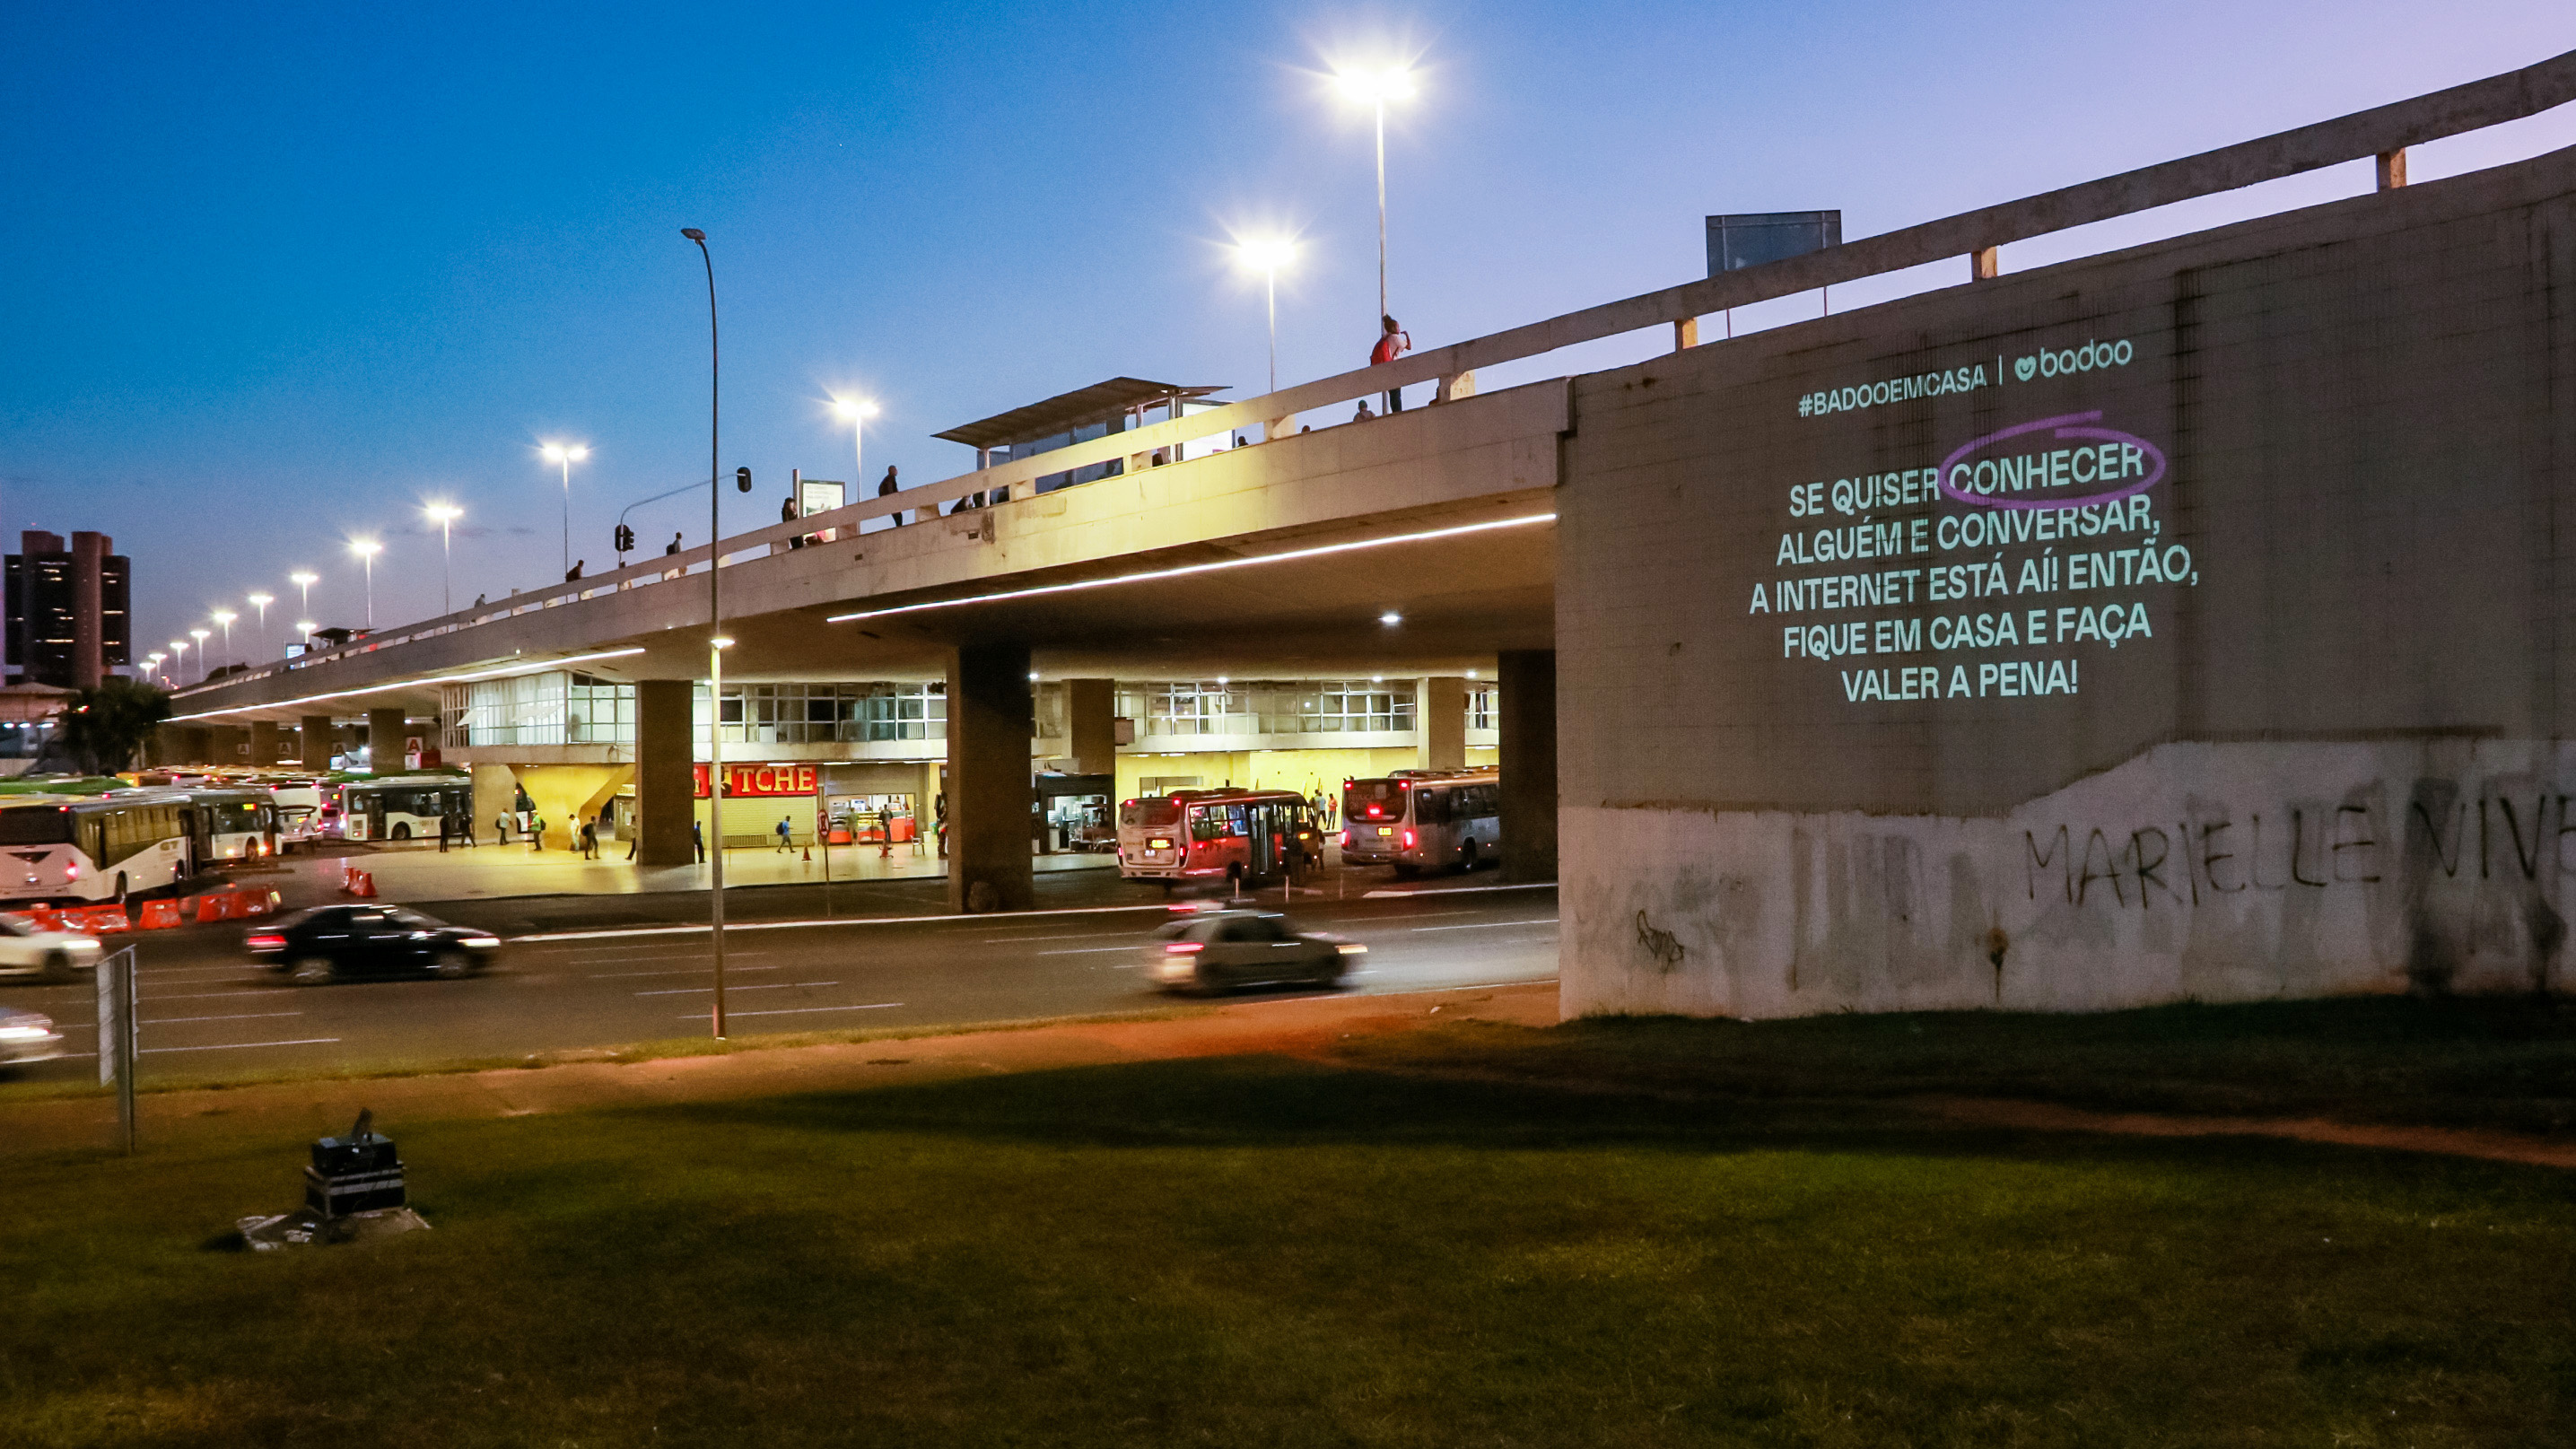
(391, 823), (412, 841)
(1457, 842), (1477, 873)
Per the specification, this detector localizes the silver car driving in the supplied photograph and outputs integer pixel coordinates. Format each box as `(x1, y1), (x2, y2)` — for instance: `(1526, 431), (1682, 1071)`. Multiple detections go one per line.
(1144, 910), (1363, 993)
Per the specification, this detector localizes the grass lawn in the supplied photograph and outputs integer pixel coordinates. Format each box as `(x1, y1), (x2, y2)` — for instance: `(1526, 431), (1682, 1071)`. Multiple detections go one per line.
(5, 1020), (2573, 1447)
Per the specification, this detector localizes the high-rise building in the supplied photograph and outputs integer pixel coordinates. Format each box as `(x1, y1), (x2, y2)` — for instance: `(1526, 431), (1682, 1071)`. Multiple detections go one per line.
(4, 530), (131, 688)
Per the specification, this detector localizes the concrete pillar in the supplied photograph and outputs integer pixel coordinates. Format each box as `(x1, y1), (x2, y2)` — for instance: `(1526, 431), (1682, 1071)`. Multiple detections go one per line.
(1418, 676), (1468, 771)
(365, 707), (409, 772)
(634, 679), (697, 868)
(946, 642), (1035, 913)
(1066, 677), (1115, 776)
(471, 764), (516, 845)
(1498, 650), (1557, 883)
(207, 725), (248, 764)
(179, 726), (213, 764)
(249, 720), (279, 764)
(299, 714), (335, 771)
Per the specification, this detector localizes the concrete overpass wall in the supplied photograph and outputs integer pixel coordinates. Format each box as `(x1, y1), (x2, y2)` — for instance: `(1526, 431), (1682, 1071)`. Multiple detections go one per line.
(1559, 143), (2576, 1017)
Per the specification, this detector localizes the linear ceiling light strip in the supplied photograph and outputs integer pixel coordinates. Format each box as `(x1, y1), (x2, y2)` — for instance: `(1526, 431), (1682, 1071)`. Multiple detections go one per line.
(825, 513), (1557, 624)
(165, 647), (649, 723)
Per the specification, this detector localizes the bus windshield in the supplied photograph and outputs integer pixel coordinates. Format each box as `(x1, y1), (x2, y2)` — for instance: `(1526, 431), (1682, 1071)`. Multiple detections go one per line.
(1343, 780), (1406, 822)
(0, 808), (74, 846)
(1121, 799), (1181, 829)
(211, 802), (267, 834)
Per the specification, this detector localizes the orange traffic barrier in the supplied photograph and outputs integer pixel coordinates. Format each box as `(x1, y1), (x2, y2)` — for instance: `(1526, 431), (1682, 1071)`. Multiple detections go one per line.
(137, 899), (184, 930)
(79, 906), (132, 934)
(238, 888), (280, 917)
(344, 869), (377, 898)
(196, 894), (230, 924)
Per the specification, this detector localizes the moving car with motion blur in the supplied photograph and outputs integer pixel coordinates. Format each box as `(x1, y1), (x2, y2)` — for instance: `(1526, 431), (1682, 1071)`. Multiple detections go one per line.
(0, 914), (106, 982)
(1143, 908), (1362, 993)
(0, 1005), (65, 1069)
(246, 905), (502, 985)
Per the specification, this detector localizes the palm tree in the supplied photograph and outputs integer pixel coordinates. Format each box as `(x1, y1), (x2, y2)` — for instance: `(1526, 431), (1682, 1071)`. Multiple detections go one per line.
(55, 678), (172, 776)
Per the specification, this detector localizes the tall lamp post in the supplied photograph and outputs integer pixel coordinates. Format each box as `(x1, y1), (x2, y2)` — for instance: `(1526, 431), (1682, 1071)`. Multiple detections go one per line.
(425, 502), (463, 613)
(350, 539), (381, 629)
(247, 592), (274, 659)
(1236, 237), (1297, 394)
(210, 610), (237, 672)
(1334, 65), (1415, 322)
(831, 397), (878, 497)
(188, 630), (210, 685)
(290, 571), (319, 621)
(541, 443), (589, 579)
(144, 651), (164, 686)
(168, 640), (188, 685)
(682, 226), (729, 1040)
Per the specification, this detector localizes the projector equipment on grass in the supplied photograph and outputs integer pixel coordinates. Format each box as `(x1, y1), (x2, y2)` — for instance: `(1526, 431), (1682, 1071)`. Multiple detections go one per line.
(232, 1108), (432, 1251)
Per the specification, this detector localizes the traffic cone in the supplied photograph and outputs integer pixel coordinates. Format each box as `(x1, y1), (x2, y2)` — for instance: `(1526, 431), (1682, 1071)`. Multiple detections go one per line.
(802, 844), (811, 862)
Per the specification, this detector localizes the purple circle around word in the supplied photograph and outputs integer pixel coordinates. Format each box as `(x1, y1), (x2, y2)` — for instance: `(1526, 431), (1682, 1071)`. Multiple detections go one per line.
(1937, 410), (2167, 511)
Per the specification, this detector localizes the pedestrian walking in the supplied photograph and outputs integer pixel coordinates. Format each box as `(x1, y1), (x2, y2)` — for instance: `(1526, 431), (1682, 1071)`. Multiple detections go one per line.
(775, 816), (794, 852)
(1370, 314), (1411, 412)
(529, 813), (546, 851)
(692, 819), (706, 863)
(494, 813), (511, 847)
(877, 805), (894, 859)
(878, 465), (903, 525)
(437, 810), (450, 853)
(579, 816), (598, 860)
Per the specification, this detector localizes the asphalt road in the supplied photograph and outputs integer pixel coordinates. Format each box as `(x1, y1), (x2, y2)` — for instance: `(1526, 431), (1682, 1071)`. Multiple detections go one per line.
(0, 872), (1559, 1086)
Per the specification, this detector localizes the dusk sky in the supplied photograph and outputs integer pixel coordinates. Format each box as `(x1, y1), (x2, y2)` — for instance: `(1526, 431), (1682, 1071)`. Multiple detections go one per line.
(6, 1), (2572, 666)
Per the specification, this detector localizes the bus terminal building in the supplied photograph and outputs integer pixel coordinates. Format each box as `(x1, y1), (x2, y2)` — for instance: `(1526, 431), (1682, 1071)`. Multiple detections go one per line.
(160, 50), (2576, 1018)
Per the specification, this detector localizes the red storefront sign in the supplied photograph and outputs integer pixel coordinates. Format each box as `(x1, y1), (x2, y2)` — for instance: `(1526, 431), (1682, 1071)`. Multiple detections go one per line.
(693, 763), (820, 799)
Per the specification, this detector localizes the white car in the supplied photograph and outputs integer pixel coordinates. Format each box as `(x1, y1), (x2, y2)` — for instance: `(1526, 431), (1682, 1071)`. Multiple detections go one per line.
(0, 916), (106, 982)
(1143, 909), (1362, 993)
(0, 1005), (65, 1068)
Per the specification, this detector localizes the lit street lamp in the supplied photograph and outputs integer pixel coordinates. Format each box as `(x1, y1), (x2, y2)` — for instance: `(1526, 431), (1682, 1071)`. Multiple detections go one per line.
(350, 538), (382, 628)
(210, 609), (237, 671)
(830, 397), (878, 499)
(144, 651), (164, 685)
(1333, 64), (1416, 322)
(290, 570), (319, 617)
(1235, 237), (1297, 394)
(168, 640), (188, 685)
(540, 442), (590, 579)
(424, 502), (463, 613)
(294, 621), (316, 656)
(247, 592), (274, 658)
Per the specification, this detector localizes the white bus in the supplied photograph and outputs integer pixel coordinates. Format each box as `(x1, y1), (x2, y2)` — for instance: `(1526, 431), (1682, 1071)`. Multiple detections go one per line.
(266, 781), (325, 851)
(1339, 771), (1501, 876)
(0, 792), (195, 904)
(341, 776), (474, 842)
(182, 788), (280, 863)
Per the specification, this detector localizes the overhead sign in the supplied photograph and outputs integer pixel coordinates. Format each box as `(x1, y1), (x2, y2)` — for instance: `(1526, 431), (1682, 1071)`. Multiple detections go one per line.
(694, 764), (820, 799)
(1706, 211), (1842, 276)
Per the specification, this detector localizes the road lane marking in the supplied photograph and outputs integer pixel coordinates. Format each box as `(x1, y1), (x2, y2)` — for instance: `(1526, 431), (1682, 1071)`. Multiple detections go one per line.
(633, 982), (839, 997)
(676, 1002), (902, 1020)
(516, 903), (1176, 943)
(1037, 946), (1145, 956)
(1410, 918), (1559, 931)
(141, 990), (288, 1000)
(589, 965), (783, 979)
(981, 931), (1143, 943)
(139, 1037), (340, 1055)
(144, 1011), (305, 1025)
(1360, 884), (1558, 899)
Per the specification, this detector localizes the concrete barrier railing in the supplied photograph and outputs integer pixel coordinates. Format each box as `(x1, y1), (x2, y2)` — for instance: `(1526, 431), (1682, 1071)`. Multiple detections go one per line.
(173, 46), (2576, 709)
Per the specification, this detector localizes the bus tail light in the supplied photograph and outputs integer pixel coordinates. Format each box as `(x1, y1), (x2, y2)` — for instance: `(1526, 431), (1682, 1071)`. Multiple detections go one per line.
(63, 863), (78, 880)
(1402, 830), (1415, 849)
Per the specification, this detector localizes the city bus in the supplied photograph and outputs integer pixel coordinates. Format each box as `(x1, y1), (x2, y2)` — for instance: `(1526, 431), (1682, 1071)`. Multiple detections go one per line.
(0, 791), (195, 904)
(1340, 770), (1502, 876)
(341, 776), (473, 842)
(182, 787), (280, 863)
(1117, 789), (1323, 887)
(266, 781), (325, 851)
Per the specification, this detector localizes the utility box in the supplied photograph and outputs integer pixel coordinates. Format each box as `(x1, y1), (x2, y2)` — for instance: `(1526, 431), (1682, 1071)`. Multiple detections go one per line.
(305, 1122), (406, 1218)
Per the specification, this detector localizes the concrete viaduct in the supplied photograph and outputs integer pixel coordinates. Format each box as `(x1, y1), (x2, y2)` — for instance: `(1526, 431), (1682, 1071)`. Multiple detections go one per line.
(170, 49), (2576, 1017)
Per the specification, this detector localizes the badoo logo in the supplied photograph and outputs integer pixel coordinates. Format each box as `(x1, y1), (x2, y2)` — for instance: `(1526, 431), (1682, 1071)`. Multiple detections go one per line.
(2013, 337), (2132, 383)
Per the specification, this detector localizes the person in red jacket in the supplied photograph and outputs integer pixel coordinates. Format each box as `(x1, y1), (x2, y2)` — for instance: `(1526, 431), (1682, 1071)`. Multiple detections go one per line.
(1370, 315), (1411, 412)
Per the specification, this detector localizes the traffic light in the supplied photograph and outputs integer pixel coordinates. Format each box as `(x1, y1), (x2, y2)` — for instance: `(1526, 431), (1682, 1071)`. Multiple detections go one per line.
(614, 523), (635, 553)
(735, 467), (752, 493)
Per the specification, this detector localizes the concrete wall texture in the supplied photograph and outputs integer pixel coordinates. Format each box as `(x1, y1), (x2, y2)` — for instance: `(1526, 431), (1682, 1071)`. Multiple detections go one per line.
(1558, 142), (2576, 1017)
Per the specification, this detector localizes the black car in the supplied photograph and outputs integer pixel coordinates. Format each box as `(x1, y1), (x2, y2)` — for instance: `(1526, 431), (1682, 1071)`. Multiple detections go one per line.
(246, 905), (502, 984)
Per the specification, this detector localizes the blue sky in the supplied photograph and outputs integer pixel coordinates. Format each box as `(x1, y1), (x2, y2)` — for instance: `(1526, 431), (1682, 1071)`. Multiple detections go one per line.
(5, 1), (2572, 664)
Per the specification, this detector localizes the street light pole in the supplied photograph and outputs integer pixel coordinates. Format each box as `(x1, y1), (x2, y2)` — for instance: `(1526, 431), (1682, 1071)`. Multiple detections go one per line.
(425, 504), (462, 614)
(291, 571), (318, 620)
(541, 445), (589, 579)
(1335, 65), (1413, 325)
(831, 397), (878, 502)
(247, 593), (273, 659)
(682, 226), (729, 1041)
(211, 610), (236, 671)
(188, 630), (209, 685)
(351, 539), (381, 629)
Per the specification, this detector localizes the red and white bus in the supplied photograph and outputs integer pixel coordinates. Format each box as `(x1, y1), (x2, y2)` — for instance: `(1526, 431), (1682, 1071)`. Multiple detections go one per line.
(1117, 789), (1323, 887)
(1340, 770), (1501, 876)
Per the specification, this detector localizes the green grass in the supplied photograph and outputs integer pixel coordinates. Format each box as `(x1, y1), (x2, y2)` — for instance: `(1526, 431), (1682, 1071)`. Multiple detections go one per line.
(1349, 996), (2576, 1136)
(4, 1041), (2572, 1446)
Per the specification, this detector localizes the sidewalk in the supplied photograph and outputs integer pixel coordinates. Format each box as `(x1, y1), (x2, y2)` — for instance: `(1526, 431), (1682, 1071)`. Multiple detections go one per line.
(0, 982), (1559, 1160)
(236, 840), (1118, 912)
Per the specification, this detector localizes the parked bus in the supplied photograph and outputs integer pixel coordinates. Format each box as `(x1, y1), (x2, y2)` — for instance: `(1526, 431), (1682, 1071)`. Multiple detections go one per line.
(1340, 770), (1501, 876)
(266, 781), (325, 851)
(1117, 789), (1323, 887)
(0, 791), (195, 904)
(182, 787), (280, 863)
(341, 776), (473, 842)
